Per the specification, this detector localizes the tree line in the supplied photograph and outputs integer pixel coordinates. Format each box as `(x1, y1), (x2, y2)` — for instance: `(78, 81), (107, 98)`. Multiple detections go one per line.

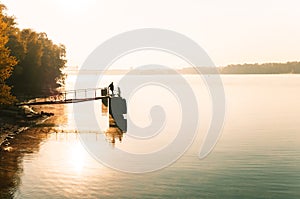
(220, 62), (300, 74)
(0, 3), (66, 106)
(175, 62), (300, 74)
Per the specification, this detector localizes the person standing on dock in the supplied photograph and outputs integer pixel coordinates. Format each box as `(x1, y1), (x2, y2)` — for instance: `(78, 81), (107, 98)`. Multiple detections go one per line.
(108, 82), (114, 94)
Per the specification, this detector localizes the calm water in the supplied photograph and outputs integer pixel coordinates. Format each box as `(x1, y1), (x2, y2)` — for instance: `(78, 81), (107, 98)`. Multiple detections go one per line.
(1, 75), (300, 198)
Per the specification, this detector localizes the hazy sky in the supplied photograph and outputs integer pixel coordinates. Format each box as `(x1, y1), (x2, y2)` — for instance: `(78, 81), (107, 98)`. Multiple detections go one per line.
(1, 0), (300, 67)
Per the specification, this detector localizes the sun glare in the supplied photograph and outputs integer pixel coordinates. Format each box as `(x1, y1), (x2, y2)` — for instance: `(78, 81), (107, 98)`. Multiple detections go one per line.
(69, 142), (86, 173)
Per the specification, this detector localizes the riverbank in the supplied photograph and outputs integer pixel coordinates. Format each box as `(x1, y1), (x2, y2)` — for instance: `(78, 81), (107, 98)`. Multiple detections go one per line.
(0, 106), (54, 150)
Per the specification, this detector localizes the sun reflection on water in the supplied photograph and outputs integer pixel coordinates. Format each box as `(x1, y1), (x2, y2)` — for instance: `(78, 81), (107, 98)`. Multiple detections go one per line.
(69, 141), (86, 174)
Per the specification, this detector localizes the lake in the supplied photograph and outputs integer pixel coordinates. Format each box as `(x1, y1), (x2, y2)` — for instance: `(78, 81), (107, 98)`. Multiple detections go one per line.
(1, 74), (300, 198)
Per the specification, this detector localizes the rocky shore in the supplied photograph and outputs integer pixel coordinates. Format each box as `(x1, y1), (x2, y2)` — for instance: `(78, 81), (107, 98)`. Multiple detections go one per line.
(0, 106), (54, 149)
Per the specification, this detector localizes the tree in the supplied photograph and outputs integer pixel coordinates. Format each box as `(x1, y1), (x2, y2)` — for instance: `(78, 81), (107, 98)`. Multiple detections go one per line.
(0, 4), (17, 105)
(0, 2), (67, 103)
(7, 29), (66, 96)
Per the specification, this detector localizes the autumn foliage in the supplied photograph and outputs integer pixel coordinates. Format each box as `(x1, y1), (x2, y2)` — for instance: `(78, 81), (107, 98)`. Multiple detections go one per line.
(0, 4), (66, 105)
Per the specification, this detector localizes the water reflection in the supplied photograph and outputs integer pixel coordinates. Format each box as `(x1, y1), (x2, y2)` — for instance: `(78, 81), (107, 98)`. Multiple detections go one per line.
(0, 102), (124, 198)
(1, 75), (300, 198)
(0, 145), (22, 198)
(105, 127), (123, 145)
(0, 104), (60, 198)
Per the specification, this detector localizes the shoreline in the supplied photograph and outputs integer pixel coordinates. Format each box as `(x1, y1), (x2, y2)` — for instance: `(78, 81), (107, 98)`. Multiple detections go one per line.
(0, 106), (53, 150)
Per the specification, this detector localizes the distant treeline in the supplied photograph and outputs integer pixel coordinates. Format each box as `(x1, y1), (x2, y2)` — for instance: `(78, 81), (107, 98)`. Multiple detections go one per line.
(0, 4), (66, 105)
(179, 62), (300, 74)
(220, 62), (300, 74)
(68, 62), (300, 76)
